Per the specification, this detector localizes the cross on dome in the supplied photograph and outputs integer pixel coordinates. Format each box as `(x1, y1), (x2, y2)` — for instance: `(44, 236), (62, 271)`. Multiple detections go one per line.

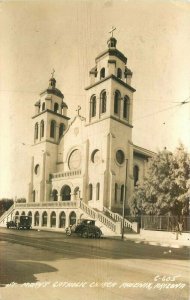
(51, 68), (55, 78)
(76, 105), (81, 116)
(109, 26), (116, 38)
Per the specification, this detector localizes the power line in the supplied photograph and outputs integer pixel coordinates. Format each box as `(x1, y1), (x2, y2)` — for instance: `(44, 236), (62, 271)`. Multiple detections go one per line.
(134, 95), (190, 104)
(134, 100), (190, 121)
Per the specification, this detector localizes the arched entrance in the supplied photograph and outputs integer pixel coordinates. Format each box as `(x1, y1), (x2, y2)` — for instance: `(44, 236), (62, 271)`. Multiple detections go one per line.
(42, 211), (48, 227)
(21, 211), (25, 216)
(60, 185), (71, 201)
(28, 211), (32, 225)
(59, 211), (66, 228)
(69, 211), (76, 226)
(15, 211), (19, 221)
(34, 211), (39, 226)
(50, 211), (56, 227)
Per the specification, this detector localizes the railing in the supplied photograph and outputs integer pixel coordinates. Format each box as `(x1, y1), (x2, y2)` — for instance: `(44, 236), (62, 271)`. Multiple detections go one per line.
(14, 201), (80, 209)
(80, 202), (117, 232)
(103, 207), (133, 230)
(0, 205), (15, 224)
(50, 169), (81, 179)
(80, 201), (98, 220)
(97, 213), (117, 232)
(141, 215), (190, 232)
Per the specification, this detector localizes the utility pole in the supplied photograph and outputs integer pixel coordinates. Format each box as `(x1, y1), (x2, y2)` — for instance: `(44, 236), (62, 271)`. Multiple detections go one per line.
(121, 159), (128, 240)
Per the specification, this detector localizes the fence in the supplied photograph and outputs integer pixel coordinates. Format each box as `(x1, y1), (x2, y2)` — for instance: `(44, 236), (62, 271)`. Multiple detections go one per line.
(140, 215), (190, 232)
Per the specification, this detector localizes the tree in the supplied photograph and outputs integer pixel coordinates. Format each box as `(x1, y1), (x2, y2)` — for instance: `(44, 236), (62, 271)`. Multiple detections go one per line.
(16, 198), (26, 203)
(0, 199), (14, 216)
(130, 144), (190, 216)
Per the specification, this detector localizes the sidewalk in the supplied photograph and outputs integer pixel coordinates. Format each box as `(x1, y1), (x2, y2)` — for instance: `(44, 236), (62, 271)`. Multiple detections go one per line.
(123, 230), (190, 248)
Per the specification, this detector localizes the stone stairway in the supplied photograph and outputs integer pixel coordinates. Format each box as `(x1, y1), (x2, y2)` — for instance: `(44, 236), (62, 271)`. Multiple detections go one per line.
(79, 202), (121, 236)
(103, 207), (139, 233)
(0, 205), (15, 227)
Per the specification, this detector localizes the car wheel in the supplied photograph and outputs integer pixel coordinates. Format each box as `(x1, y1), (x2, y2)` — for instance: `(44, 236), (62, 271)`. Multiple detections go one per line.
(91, 232), (96, 238)
(95, 231), (101, 239)
(82, 230), (88, 238)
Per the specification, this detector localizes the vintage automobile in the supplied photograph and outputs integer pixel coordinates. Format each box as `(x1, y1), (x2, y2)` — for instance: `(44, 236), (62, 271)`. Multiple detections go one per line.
(6, 216), (31, 230)
(65, 219), (102, 238)
(6, 220), (16, 229)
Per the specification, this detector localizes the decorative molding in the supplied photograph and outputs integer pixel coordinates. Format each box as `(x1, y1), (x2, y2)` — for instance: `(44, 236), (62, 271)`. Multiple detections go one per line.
(85, 74), (136, 92)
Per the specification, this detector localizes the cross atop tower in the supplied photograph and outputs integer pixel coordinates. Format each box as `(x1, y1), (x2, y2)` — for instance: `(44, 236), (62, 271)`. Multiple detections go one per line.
(51, 68), (55, 78)
(76, 105), (81, 116)
(109, 26), (116, 38)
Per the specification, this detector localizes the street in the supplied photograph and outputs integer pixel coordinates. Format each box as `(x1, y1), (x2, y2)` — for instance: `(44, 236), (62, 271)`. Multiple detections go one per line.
(0, 228), (189, 300)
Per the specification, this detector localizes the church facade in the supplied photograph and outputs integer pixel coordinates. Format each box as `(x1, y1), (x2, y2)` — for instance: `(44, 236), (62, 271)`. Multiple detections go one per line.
(1, 36), (154, 233)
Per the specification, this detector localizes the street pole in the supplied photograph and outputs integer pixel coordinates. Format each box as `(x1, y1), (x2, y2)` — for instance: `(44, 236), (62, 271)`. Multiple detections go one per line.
(121, 159), (128, 240)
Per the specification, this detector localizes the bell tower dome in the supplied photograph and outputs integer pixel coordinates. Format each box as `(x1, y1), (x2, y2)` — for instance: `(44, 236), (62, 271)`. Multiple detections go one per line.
(33, 72), (69, 144)
(28, 72), (70, 203)
(85, 31), (135, 126)
(107, 36), (117, 48)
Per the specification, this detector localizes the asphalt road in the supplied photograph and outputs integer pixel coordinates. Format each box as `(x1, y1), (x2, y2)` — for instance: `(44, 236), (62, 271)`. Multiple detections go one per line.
(0, 228), (189, 300)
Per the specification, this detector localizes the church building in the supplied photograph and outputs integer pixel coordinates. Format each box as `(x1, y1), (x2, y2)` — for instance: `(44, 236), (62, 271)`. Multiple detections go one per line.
(0, 34), (154, 234)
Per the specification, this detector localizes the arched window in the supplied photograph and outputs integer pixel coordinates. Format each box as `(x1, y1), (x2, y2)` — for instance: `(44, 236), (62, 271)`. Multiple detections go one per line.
(50, 211), (56, 227)
(100, 68), (105, 79)
(50, 120), (56, 138)
(42, 211), (47, 227)
(69, 211), (76, 226)
(34, 211), (39, 226)
(96, 183), (100, 200)
(54, 103), (59, 113)
(123, 96), (130, 119)
(90, 95), (96, 117)
(32, 190), (36, 202)
(59, 123), (65, 138)
(134, 165), (139, 186)
(40, 120), (44, 138)
(61, 185), (71, 201)
(100, 91), (106, 114)
(68, 149), (81, 170)
(21, 211), (25, 216)
(117, 68), (122, 79)
(35, 123), (38, 139)
(120, 185), (124, 203)
(42, 102), (45, 111)
(15, 211), (19, 221)
(52, 189), (58, 201)
(88, 184), (93, 201)
(114, 91), (120, 114)
(115, 184), (118, 202)
(74, 186), (80, 200)
(59, 211), (66, 228)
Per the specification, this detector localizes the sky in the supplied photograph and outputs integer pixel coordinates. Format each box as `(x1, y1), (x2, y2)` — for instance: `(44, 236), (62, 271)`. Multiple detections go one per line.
(0, 0), (190, 199)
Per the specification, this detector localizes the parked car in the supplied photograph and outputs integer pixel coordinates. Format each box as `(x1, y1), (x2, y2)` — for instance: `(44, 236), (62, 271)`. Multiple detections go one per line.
(6, 216), (31, 230)
(6, 220), (16, 229)
(65, 219), (102, 238)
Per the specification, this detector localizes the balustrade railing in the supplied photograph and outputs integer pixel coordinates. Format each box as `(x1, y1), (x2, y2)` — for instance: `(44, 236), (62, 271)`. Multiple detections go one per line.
(80, 201), (98, 220)
(50, 169), (81, 180)
(79, 202), (117, 232)
(103, 207), (133, 230)
(0, 205), (15, 223)
(14, 201), (79, 209)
